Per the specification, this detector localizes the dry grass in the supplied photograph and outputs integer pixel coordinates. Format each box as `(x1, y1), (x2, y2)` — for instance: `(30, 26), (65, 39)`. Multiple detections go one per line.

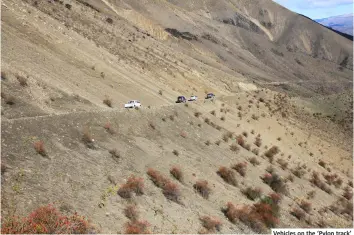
(199, 216), (222, 232)
(117, 175), (144, 198)
(232, 162), (247, 177)
(34, 141), (47, 157)
(217, 167), (238, 186)
(194, 180), (211, 199)
(170, 166), (183, 182)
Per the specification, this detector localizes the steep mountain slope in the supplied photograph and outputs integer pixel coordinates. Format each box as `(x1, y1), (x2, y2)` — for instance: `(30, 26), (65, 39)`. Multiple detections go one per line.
(1, 0), (353, 233)
(316, 14), (353, 36)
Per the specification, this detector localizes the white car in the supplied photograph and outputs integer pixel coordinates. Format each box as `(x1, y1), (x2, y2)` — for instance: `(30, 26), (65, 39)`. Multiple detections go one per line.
(189, 95), (198, 101)
(124, 100), (141, 108)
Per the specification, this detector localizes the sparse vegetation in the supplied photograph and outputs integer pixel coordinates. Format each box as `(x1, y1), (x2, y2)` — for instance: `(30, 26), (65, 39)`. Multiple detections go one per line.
(82, 128), (94, 149)
(299, 200), (312, 213)
(276, 159), (288, 170)
(109, 149), (120, 159)
(254, 136), (262, 147)
(194, 112), (201, 118)
(194, 180), (211, 199)
(104, 122), (115, 134)
(291, 166), (306, 178)
(172, 149), (179, 156)
(163, 182), (181, 203)
(217, 167), (238, 186)
(229, 143), (239, 152)
(124, 220), (150, 234)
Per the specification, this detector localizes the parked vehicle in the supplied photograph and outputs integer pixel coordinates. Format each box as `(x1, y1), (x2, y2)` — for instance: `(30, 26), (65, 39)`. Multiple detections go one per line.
(188, 95), (198, 101)
(176, 96), (187, 103)
(124, 100), (141, 108)
(205, 93), (215, 99)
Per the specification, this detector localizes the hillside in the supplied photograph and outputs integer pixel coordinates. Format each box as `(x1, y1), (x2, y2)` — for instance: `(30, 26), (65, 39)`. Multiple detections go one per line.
(316, 14), (353, 36)
(1, 0), (353, 233)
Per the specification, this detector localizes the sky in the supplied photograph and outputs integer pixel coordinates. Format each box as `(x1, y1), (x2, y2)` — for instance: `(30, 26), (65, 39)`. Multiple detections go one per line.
(273, 0), (353, 19)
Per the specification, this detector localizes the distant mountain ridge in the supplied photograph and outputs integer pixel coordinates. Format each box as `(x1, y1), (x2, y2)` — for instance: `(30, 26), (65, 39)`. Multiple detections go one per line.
(315, 14), (353, 36)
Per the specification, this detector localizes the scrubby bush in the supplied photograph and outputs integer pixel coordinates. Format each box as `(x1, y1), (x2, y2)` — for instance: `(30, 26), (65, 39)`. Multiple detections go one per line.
(170, 166), (183, 182)
(261, 172), (288, 195)
(276, 159), (288, 170)
(291, 166), (306, 178)
(230, 144), (239, 152)
(309, 172), (332, 194)
(242, 187), (262, 201)
(194, 180), (211, 199)
(124, 220), (150, 234)
(252, 148), (259, 156)
(199, 216), (222, 232)
(1, 204), (95, 234)
(172, 150), (179, 156)
(117, 175), (144, 198)
(104, 122), (115, 134)
(34, 141), (47, 156)
(103, 97), (112, 107)
(254, 136), (262, 147)
(343, 186), (353, 200)
(290, 207), (306, 220)
(217, 167), (238, 186)
(299, 200), (312, 213)
(147, 169), (169, 188)
(232, 162), (247, 177)
(163, 182), (181, 203)
(264, 146), (279, 163)
(124, 205), (139, 221)
(249, 157), (260, 166)
(16, 75), (28, 86)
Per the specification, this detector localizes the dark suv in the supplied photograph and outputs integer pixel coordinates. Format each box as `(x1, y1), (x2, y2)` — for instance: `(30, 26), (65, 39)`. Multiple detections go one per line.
(205, 93), (215, 99)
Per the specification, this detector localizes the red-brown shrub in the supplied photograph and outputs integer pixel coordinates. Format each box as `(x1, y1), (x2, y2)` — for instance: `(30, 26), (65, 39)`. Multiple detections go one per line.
(343, 186), (353, 200)
(124, 220), (150, 234)
(124, 205), (139, 221)
(194, 180), (211, 199)
(310, 172), (332, 194)
(290, 207), (306, 220)
(170, 166), (183, 182)
(147, 168), (169, 188)
(217, 167), (238, 186)
(261, 173), (288, 195)
(104, 122), (115, 134)
(200, 216), (222, 232)
(1, 204), (95, 234)
(34, 141), (47, 156)
(163, 182), (181, 203)
(236, 135), (245, 147)
(299, 200), (312, 213)
(232, 162), (247, 177)
(117, 175), (144, 198)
